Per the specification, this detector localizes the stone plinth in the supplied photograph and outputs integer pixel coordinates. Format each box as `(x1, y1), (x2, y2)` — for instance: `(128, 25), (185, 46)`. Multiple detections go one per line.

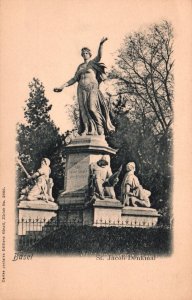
(121, 207), (160, 228)
(17, 200), (58, 235)
(84, 203), (160, 228)
(65, 135), (117, 155)
(60, 198), (123, 226)
(93, 199), (123, 226)
(57, 203), (84, 225)
(58, 135), (117, 207)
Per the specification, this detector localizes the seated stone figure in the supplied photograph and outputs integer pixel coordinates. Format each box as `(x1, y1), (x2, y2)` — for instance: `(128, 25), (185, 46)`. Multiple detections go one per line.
(20, 158), (54, 202)
(121, 162), (151, 208)
(89, 155), (118, 201)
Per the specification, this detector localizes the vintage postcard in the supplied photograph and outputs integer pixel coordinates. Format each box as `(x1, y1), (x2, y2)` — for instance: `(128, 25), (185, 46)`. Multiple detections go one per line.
(0, 0), (192, 299)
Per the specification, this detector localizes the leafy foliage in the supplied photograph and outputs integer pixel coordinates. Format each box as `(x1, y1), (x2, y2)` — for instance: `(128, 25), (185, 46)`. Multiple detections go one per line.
(106, 21), (173, 224)
(24, 78), (52, 127)
(16, 78), (65, 198)
(64, 96), (80, 130)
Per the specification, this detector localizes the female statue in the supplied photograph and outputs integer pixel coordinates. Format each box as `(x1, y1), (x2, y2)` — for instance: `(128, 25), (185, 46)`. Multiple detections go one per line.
(54, 37), (115, 136)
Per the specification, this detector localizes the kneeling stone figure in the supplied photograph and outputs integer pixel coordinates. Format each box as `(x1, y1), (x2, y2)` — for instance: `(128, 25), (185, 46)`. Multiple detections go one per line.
(89, 155), (118, 200)
(121, 162), (151, 208)
(20, 158), (54, 203)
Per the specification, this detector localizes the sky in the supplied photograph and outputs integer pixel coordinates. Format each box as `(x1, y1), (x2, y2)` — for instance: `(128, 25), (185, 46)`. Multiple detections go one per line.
(1, 0), (177, 133)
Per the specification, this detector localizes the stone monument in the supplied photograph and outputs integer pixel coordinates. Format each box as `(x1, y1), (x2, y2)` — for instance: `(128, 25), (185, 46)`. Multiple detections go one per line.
(54, 37), (123, 225)
(54, 37), (159, 227)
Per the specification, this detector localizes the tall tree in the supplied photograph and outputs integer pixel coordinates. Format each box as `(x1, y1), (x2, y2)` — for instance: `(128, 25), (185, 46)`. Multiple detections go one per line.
(24, 78), (52, 127)
(107, 21), (173, 224)
(16, 78), (65, 199)
(109, 20), (173, 135)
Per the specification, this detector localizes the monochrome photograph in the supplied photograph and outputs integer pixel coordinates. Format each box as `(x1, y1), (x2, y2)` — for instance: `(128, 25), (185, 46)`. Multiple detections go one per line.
(1, 1), (192, 300)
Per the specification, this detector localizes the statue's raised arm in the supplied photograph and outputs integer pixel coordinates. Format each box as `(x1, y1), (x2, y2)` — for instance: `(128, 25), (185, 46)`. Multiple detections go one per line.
(94, 37), (108, 62)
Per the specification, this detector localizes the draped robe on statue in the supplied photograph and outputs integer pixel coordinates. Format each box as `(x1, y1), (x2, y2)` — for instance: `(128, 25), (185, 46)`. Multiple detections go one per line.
(74, 59), (115, 135)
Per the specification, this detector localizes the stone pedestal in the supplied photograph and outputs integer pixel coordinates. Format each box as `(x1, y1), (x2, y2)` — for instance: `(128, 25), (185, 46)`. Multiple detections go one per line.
(58, 135), (117, 207)
(121, 207), (160, 228)
(93, 199), (123, 226)
(17, 200), (58, 235)
(57, 135), (121, 225)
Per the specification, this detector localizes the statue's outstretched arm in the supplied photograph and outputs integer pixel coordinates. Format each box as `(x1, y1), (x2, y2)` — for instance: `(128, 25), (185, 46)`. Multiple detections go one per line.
(94, 37), (108, 62)
(64, 76), (77, 87)
(54, 68), (79, 92)
(54, 77), (77, 92)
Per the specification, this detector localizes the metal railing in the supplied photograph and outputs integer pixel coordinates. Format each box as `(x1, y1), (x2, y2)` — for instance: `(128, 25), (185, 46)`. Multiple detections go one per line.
(16, 217), (84, 250)
(17, 217), (57, 235)
(16, 217), (171, 251)
(94, 219), (158, 227)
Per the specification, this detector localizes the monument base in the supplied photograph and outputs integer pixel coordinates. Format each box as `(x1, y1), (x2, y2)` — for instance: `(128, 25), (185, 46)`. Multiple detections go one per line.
(57, 135), (160, 228)
(58, 134), (117, 207)
(58, 190), (86, 206)
(57, 200), (160, 228)
(121, 207), (160, 228)
(17, 200), (58, 235)
(92, 199), (123, 226)
(58, 198), (123, 226)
